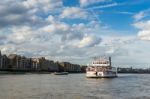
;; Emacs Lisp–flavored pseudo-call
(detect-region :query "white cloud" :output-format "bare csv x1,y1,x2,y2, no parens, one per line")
134,20,150,41
42,20,101,42
80,0,112,7
0,0,62,28
138,30,150,41
43,22,70,34
0,15,103,62
7,26,43,44
134,20,150,30
87,2,119,10
117,11,134,15
1,0,150,67
60,7,88,19
23,0,62,13
1,44,17,54
76,36,101,48
133,12,145,21
46,15,55,23
133,8,150,21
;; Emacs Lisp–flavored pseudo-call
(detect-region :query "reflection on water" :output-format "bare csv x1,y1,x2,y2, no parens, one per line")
0,73,150,99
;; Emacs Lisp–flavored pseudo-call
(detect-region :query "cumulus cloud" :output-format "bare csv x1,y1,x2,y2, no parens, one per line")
0,0,62,28
43,22,70,34
0,35,7,45
42,20,101,42
76,36,101,48
8,26,37,44
138,30,150,40
80,0,112,7
133,12,145,21
0,5,102,63
22,0,62,13
46,15,55,23
134,20,150,41
0,2,32,27
60,7,88,19
1,0,145,66
133,8,150,21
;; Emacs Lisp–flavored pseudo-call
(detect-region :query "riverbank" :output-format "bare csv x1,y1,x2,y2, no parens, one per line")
0,70,84,75
1,71,150,75
0,71,51,74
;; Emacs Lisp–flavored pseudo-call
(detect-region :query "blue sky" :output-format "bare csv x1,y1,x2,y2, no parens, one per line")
0,0,150,68
63,0,150,32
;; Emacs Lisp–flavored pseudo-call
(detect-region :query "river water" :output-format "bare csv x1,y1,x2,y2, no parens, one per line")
0,73,150,99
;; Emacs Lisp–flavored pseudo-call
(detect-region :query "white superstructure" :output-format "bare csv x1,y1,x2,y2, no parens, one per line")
86,57,117,78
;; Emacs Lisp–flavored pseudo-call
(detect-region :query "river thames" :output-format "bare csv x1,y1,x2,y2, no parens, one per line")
0,73,150,99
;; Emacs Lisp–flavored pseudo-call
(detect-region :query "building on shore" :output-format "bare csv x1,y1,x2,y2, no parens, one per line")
1,55,8,69
8,54,31,70
0,51,81,72
31,57,59,71
73,64,81,72
80,65,87,73
58,62,81,72
38,57,58,71
31,58,40,70
47,61,59,72
0,51,9,70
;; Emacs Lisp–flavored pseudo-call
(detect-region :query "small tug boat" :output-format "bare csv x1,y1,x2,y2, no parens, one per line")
86,56,117,78
53,72,68,75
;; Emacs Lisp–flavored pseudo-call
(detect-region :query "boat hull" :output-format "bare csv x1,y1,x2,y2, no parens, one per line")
86,71,117,78
53,72,68,75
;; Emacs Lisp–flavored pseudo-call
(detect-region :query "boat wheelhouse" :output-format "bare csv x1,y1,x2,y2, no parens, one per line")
86,57,117,78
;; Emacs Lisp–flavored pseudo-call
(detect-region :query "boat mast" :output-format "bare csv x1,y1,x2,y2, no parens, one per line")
109,57,111,67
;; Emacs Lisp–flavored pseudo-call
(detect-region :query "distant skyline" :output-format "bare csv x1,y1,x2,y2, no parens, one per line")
0,0,150,67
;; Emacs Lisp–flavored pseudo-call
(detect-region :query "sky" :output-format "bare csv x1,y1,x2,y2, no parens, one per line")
0,0,150,68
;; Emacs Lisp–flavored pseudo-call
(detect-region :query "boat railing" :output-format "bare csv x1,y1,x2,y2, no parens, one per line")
91,64,110,66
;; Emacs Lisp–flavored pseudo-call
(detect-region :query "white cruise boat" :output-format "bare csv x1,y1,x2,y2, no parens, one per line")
86,57,117,78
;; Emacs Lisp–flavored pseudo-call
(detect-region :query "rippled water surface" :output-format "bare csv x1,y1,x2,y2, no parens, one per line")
0,73,150,99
